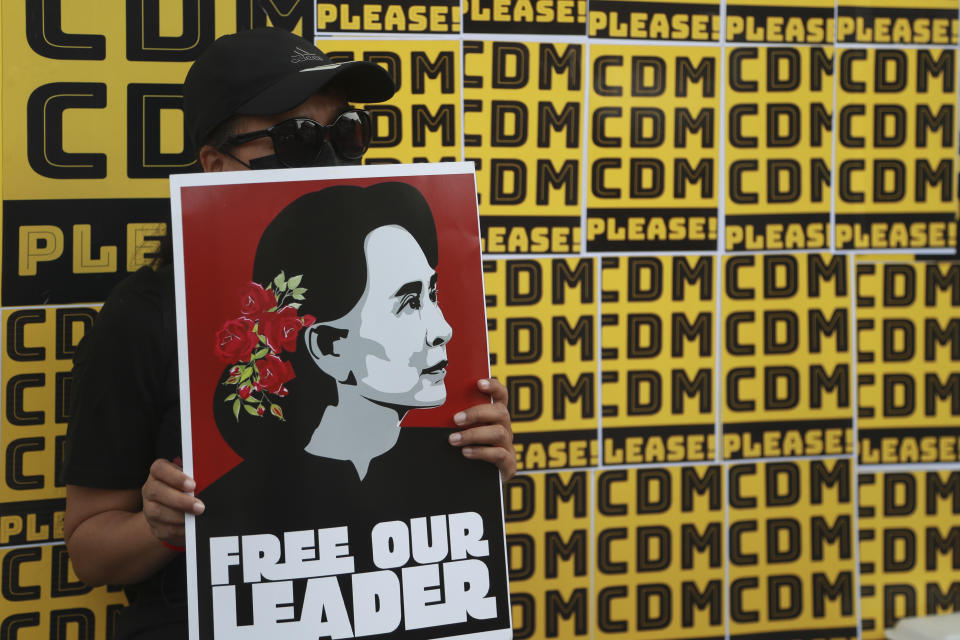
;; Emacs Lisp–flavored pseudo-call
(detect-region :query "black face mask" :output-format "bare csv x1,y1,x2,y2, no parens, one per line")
245,140,360,169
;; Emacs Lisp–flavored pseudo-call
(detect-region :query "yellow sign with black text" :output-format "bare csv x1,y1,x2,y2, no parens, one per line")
465,0,587,35
725,0,834,44
600,256,716,464
485,259,599,471
464,40,584,254
856,259,960,464
587,44,719,252
1,308,97,507
834,47,957,250
328,40,461,166
859,470,960,639
594,465,725,639
728,459,857,638
724,46,833,251
316,0,461,33
837,0,958,45
722,254,854,459
505,472,592,640
0,544,128,640
588,0,720,41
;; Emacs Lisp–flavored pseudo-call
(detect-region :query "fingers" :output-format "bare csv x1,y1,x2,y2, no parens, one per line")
447,378,517,481
142,458,203,545
149,458,195,493
478,377,508,404
449,423,517,481
143,474,203,515
458,441,516,480
454,397,510,430
449,424,512,448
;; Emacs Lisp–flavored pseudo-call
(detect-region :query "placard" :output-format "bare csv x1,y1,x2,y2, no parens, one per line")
170,163,511,640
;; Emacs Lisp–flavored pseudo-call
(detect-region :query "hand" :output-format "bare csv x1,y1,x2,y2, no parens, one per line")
448,378,516,482
141,458,204,547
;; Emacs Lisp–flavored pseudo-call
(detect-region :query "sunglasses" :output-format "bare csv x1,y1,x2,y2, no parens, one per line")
220,109,372,166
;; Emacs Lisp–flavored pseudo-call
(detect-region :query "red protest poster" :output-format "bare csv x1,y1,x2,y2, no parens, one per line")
170,163,511,640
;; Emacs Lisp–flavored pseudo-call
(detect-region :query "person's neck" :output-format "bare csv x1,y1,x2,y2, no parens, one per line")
304,385,402,480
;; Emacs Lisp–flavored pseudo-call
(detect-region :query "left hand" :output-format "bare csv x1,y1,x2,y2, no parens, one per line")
449,378,516,482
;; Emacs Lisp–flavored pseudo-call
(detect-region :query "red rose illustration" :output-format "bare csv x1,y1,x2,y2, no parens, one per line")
254,354,295,395
215,318,258,362
238,385,252,399
239,282,276,319
261,306,313,352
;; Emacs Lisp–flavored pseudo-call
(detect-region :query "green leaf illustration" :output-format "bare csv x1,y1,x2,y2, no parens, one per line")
232,398,241,420
225,393,236,402
243,405,260,416
287,274,302,289
291,292,305,301
253,348,269,359
240,367,253,382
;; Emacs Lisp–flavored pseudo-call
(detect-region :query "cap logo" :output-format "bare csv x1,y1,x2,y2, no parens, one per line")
291,46,325,64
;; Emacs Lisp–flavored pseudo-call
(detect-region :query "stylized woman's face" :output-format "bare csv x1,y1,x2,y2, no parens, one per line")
334,224,452,408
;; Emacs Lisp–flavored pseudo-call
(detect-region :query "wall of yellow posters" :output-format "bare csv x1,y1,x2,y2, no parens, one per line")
1,1,958,639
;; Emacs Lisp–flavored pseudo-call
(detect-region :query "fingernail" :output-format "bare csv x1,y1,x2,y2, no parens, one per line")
462,447,473,457
183,479,196,492
449,432,462,444
193,500,205,515
454,412,467,425
478,379,490,390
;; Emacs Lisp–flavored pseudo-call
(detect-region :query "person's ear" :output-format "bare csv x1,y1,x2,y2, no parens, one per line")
198,145,228,172
305,324,351,382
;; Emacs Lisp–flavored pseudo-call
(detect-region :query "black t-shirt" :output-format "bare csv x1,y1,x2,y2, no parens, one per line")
195,428,510,639
63,265,187,639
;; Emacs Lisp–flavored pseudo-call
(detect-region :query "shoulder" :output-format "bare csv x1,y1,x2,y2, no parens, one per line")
92,267,173,336
100,266,173,316
73,266,176,370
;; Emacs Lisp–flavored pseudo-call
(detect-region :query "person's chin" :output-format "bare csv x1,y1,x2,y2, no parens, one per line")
410,381,447,407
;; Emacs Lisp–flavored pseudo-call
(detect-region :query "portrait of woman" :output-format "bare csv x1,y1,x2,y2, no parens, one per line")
190,180,510,639
208,182,453,476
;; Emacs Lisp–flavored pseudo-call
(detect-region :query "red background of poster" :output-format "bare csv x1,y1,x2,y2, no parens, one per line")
178,172,488,492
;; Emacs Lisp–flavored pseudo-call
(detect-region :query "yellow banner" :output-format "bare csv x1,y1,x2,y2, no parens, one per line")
587,44,719,252
722,254,854,459
505,472,591,640
601,256,716,464
594,465,725,639
856,258,960,463
728,459,857,637
485,258,599,471
859,470,960,639
0,544,127,639
724,46,833,251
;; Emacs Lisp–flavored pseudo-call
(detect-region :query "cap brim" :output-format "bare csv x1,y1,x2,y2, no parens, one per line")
236,60,395,116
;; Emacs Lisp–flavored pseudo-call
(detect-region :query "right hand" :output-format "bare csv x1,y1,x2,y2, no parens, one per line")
141,458,204,547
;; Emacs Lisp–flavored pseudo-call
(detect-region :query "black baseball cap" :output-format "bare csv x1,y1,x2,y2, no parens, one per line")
183,27,395,152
